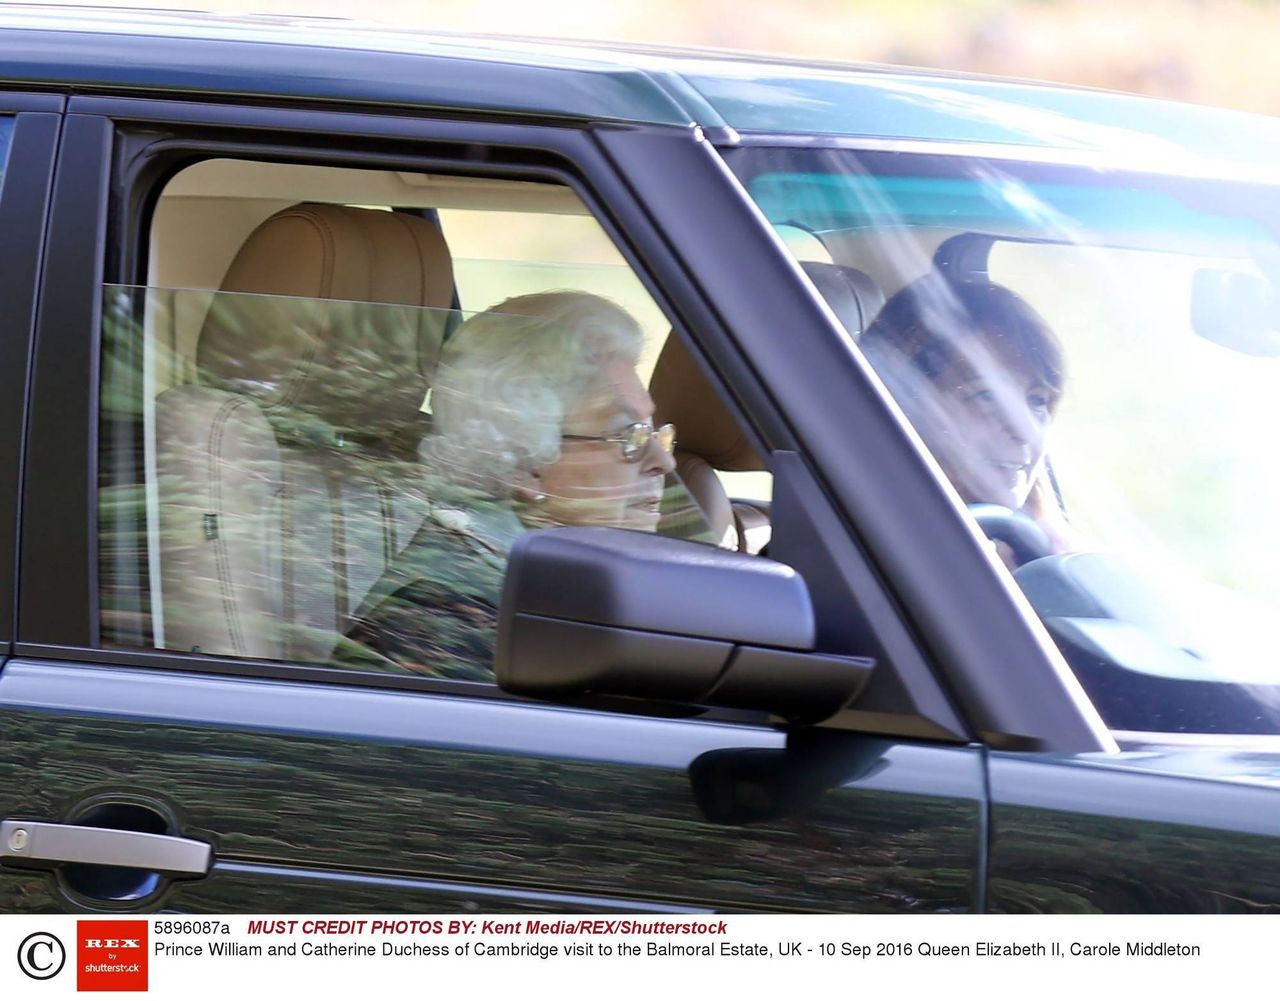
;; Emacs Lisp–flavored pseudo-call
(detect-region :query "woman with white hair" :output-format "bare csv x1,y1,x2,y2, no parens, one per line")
339,290,676,679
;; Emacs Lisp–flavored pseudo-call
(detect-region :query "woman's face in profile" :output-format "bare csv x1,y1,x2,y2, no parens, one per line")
536,358,675,531
921,330,1054,510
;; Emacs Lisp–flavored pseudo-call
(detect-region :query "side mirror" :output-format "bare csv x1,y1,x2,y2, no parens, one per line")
689,732,890,825
495,527,873,724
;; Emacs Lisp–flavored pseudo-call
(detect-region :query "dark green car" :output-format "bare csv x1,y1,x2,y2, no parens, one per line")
0,5,1277,914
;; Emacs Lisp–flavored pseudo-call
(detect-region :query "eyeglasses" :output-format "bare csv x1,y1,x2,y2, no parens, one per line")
562,422,676,462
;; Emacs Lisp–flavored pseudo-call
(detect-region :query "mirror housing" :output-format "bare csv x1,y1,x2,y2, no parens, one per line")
1191,269,1280,357
496,527,873,723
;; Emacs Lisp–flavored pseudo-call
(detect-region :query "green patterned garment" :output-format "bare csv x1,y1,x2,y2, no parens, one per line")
335,502,520,682
334,476,717,681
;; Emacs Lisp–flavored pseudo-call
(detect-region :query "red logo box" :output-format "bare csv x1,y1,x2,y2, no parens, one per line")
77,920,149,992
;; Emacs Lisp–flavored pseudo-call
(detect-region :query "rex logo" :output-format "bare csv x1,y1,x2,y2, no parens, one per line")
77,920,149,992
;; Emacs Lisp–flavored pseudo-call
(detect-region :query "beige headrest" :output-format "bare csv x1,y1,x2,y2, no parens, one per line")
198,203,455,442
650,334,763,472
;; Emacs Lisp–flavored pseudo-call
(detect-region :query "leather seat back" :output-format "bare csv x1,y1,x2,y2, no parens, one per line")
155,203,453,661
650,335,766,552
800,261,886,338
651,266,881,553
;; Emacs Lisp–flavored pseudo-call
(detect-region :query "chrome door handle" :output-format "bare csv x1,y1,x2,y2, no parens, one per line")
1,819,212,876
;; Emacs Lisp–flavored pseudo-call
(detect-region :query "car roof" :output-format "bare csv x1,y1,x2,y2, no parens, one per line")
5,4,1280,173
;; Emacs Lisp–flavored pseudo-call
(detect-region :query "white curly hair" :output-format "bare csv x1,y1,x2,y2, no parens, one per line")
427,290,645,495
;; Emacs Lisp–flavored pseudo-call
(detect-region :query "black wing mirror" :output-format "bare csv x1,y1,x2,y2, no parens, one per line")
495,527,873,724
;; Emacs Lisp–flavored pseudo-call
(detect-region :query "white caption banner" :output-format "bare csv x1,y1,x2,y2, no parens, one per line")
0,913,1270,999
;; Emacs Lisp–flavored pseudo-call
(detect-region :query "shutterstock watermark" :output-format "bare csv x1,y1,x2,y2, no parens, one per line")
77,920,149,992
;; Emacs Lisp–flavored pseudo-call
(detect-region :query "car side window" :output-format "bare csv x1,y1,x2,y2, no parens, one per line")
733,145,1280,734
99,159,773,680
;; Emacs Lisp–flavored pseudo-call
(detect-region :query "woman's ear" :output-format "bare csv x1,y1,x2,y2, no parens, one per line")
511,468,546,505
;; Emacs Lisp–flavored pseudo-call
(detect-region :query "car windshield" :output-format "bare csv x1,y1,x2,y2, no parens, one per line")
727,144,1280,737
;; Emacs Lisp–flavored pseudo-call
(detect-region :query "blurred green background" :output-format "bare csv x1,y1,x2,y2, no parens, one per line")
37,0,1280,114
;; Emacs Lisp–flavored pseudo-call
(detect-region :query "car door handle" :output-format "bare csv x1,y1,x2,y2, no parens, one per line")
1,819,212,876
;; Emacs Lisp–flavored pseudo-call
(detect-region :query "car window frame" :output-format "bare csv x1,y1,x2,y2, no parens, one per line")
700,134,1114,752
0,93,63,654
18,93,977,745
22,103,718,686
16,100,778,690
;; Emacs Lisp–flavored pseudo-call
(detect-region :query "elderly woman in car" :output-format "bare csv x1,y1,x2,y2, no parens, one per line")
337,290,676,679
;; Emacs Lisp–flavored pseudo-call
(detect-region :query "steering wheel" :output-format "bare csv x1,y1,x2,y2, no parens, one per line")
967,503,1053,566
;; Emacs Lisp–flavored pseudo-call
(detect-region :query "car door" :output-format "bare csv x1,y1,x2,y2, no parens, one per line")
0,96,987,914
987,751,1280,912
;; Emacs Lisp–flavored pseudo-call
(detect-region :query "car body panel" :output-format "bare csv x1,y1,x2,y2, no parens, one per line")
683,69,1280,167
3,5,1280,171
0,662,985,912
988,751,1280,912
0,26,697,128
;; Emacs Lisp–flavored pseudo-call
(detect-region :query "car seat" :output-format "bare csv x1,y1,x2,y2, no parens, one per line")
651,266,883,553
153,203,455,661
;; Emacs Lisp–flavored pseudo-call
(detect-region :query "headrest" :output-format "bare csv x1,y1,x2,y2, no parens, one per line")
650,334,763,472
799,262,885,337
198,203,455,443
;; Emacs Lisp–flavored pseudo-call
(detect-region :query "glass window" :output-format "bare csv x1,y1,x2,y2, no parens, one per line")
731,144,1280,736
101,162,772,681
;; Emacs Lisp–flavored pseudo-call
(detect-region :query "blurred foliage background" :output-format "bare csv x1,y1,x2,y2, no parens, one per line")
39,0,1280,115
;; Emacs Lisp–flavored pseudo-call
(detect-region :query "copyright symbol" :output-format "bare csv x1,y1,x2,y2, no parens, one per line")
17,932,65,980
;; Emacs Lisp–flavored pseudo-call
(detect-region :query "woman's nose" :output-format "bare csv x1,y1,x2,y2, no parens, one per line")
1001,404,1042,449
1004,420,1030,447
643,436,677,476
